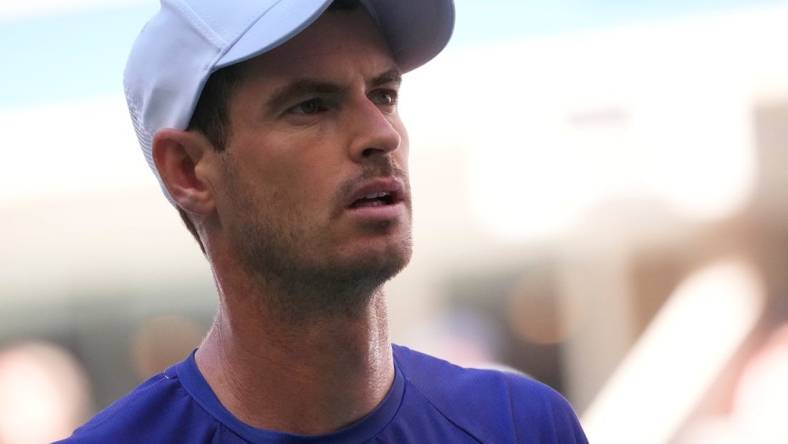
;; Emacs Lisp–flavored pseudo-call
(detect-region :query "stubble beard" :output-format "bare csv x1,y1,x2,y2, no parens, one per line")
223,162,413,321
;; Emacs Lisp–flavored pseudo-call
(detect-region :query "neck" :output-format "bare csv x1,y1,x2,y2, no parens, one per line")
195,258,394,435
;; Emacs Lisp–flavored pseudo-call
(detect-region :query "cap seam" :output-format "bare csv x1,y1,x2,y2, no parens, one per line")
215,0,289,68
361,0,383,31
167,0,226,50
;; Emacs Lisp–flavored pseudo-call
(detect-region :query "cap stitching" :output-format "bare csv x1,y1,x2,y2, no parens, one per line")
215,0,289,64
166,0,226,50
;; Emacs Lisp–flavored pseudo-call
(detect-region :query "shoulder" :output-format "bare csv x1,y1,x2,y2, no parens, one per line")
392,343,569,406
55,364,219,443
393,344,588,443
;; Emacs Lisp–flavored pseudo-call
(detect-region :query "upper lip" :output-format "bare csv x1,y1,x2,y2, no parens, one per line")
346,177,406,208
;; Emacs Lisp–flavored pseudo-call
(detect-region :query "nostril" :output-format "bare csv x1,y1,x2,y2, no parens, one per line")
361,147,383,158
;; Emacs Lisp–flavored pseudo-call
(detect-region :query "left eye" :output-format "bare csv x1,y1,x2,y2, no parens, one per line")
370,89,398,106
289,98,328,115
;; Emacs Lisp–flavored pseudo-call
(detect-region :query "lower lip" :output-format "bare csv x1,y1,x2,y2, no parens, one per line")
346,202,406,220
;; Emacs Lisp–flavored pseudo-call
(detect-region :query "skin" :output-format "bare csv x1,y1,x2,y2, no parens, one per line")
152,8,411,435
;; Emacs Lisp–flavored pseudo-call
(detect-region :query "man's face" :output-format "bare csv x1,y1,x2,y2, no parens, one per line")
210,8,412,300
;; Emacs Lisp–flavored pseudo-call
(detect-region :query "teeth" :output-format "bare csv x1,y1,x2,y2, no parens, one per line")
364,192,389,199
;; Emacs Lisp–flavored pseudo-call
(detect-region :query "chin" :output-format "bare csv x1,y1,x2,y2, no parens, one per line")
333,235,412,289
275,240,411,317
356,237,411,276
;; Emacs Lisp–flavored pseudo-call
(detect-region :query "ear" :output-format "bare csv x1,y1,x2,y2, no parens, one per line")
152,128,217,216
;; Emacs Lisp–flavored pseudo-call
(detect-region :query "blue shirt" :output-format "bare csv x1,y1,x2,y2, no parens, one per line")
58,345,588,443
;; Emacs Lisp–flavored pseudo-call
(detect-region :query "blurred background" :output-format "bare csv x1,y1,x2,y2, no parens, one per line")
1,0,787,442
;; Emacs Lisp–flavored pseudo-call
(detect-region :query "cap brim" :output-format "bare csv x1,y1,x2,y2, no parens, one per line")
365,0,455,72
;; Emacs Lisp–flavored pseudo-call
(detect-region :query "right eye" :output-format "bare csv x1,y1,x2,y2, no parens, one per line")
287,98,329,115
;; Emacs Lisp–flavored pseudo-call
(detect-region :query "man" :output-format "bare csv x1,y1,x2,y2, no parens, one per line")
60,0,588,442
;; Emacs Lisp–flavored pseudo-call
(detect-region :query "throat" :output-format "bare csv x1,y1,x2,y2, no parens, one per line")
196,299,394,435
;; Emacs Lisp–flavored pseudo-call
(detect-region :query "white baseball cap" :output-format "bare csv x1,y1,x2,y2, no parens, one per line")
123,0,455,201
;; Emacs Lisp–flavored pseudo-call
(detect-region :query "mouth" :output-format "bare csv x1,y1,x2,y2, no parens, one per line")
346,178,406,214
349,191,399,208
347,179,405,208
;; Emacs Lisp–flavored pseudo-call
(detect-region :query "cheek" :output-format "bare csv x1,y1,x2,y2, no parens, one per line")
270,155,344,215
239,133,342,200
231,137,318,189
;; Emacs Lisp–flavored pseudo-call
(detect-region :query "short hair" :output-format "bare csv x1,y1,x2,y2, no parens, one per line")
179,0,362,253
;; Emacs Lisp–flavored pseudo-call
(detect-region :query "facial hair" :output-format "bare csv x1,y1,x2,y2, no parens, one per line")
220,155,412,320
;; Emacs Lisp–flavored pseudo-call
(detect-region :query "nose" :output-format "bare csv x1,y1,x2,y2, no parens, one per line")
346,95,403,163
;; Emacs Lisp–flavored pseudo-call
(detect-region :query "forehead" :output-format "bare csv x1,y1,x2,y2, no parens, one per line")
239,8,397,82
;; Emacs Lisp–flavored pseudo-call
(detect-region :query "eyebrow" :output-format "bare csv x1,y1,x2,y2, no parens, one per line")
265,67,402,113
371,68,402,88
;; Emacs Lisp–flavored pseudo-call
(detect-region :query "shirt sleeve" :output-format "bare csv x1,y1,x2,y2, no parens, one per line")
506,373,589,444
